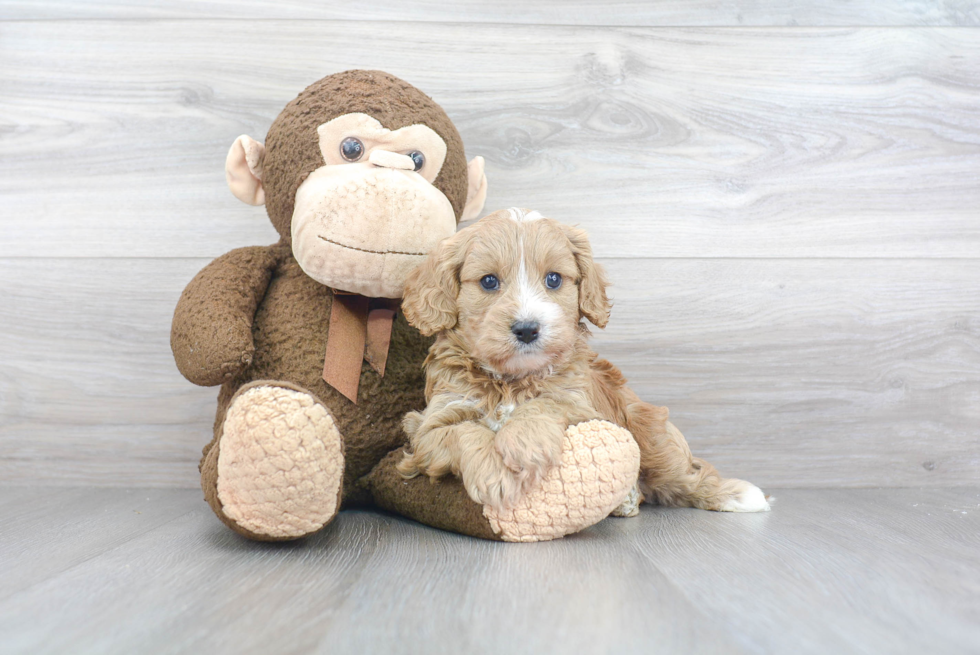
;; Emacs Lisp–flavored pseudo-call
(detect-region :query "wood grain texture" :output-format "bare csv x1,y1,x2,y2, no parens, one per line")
0,496,740,655
0,487,197,601
3,0,979,25
2,22,979,258
1,487,978,654
1,257,976,488
596,487,980,654
600,258,980,487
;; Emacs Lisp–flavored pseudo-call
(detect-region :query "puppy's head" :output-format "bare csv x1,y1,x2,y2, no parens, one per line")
402,208,610,377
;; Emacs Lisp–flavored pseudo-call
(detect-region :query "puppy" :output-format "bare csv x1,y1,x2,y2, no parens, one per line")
398,208,769,514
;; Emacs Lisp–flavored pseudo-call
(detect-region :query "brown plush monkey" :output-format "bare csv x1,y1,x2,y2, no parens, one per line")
171,70,638,542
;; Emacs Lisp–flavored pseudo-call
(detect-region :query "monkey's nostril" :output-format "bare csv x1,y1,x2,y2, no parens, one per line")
511,321,540,344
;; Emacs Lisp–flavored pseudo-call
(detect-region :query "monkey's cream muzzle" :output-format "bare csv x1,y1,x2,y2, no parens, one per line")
291,161,456,298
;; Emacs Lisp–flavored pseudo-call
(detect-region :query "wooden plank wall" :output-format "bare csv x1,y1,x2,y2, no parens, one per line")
1,2,978,488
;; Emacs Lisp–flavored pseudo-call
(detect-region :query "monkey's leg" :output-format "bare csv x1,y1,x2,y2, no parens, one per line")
365,448,503,540
201,381,344,541
627,402,769,513
365,420,640,542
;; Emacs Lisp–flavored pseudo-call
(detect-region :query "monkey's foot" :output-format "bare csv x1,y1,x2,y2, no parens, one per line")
206,384,344,540
483,420,640,542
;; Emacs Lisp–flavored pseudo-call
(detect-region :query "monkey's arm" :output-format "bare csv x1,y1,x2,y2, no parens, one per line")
171,246,278,386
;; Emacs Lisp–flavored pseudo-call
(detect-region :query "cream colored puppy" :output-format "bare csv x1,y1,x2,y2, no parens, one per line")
398,208,769,514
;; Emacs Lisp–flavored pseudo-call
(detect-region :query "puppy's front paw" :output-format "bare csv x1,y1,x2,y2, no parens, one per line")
402,411,424,439
395,450,421,479
495,419,563,490
461,445,525,511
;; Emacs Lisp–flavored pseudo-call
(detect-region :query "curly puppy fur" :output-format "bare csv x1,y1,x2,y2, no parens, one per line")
396,208,770,513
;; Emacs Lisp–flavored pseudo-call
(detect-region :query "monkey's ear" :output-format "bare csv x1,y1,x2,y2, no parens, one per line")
460,156,488,221
225,135,266,206
560,224,611,328
402,230,471,335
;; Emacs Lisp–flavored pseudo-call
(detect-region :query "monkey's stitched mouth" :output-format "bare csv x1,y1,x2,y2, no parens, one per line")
317,235,426,257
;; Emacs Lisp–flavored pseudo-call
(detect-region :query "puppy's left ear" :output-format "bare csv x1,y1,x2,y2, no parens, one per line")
560,225,611,328
402,229,473,336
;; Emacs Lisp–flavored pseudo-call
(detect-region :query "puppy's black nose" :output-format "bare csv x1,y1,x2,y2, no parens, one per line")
512,321,540,344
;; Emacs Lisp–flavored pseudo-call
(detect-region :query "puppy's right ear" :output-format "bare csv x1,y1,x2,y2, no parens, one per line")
402,230,470,336
226,135,266,205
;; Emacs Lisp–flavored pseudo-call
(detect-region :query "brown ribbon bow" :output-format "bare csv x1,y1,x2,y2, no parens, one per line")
322,293,398,404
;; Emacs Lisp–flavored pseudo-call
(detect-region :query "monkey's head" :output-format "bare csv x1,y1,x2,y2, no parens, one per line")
225,70,488,298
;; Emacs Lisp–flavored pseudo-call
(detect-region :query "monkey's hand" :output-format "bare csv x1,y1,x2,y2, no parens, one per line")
171,246,277,386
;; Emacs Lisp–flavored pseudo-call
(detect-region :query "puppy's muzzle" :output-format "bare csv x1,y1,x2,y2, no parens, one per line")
511,321,540,345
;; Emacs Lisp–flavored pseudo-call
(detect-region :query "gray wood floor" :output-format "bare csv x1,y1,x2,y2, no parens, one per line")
1,487,978,655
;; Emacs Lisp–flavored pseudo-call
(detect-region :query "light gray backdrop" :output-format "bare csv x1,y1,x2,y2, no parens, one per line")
1,1,978,489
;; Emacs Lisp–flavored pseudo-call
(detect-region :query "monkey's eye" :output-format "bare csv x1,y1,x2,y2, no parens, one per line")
408,151,425,172
340,137,364,162
480,274,499,291
545,272,562,290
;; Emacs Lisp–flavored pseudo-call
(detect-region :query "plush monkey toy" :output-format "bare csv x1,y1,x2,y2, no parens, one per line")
171,70,639,542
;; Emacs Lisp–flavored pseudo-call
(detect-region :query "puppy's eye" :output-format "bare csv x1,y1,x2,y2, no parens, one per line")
408,151,425,171
340,137,364,162
545,272,562,290
480,274,499,291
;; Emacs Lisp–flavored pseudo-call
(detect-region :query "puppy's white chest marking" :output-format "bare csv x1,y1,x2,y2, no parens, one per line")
483,403,516,431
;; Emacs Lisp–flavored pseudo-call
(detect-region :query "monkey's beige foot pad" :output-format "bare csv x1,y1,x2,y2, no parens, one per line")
484,420,640,543
216,386,344,539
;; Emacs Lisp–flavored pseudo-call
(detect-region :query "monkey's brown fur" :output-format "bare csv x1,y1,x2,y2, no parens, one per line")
171,71,493,540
